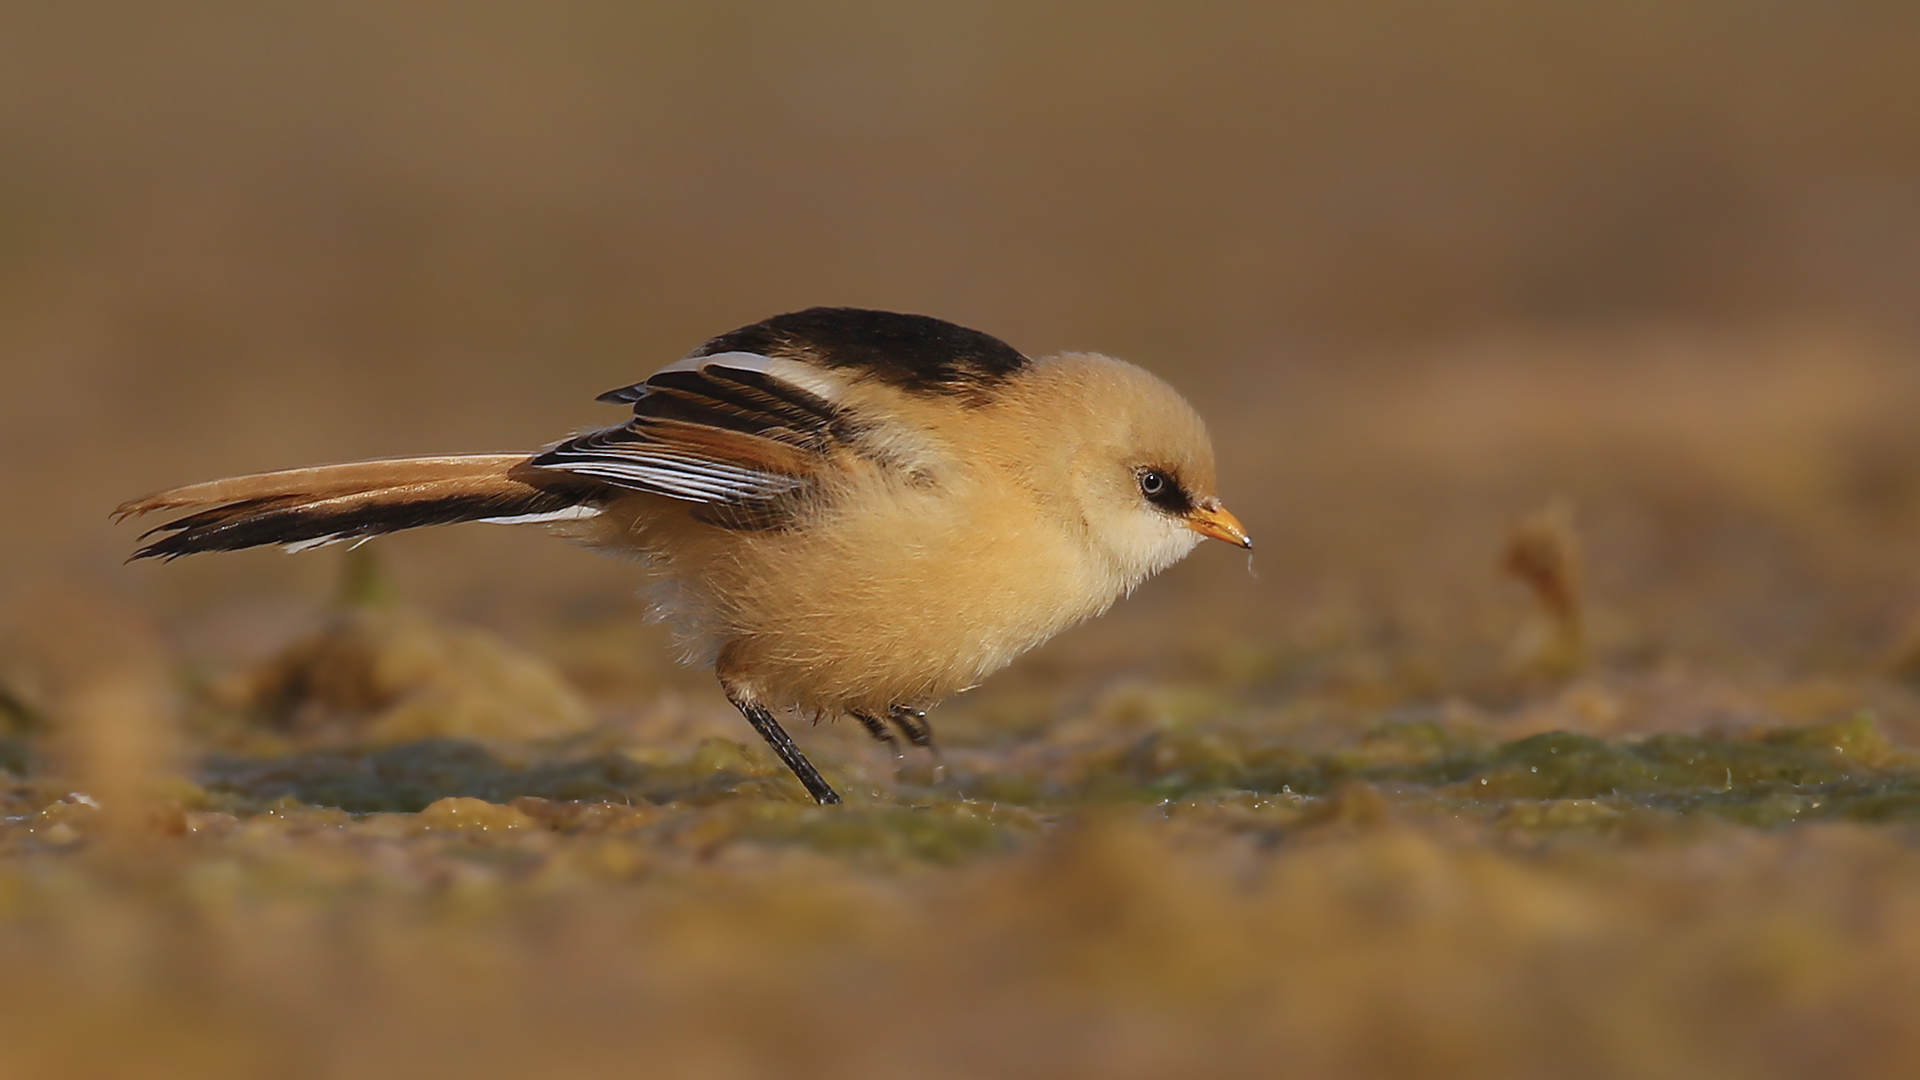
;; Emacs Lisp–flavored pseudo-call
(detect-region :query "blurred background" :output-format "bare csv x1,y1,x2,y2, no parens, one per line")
8,5,1920,1078
5,0,1920,693
5,1,1920,677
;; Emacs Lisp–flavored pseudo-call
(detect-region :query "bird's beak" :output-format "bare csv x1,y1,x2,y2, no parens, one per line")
1184,503,1252,549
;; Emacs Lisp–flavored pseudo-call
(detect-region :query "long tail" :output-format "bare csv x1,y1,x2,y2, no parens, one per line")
115,455,609,560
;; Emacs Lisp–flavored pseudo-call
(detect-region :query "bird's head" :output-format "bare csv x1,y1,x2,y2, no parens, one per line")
1025,354,1251,587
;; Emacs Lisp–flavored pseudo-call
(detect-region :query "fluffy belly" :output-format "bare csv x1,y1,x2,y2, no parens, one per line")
719,527,1115,713
604,491,1110,713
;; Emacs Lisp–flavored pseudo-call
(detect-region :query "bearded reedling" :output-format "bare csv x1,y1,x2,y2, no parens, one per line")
117,308,1250,804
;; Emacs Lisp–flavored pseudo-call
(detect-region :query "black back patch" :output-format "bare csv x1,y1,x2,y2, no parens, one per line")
692,308,1029,401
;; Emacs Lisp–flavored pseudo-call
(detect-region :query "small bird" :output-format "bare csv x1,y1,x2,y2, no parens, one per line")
117,308,1250,804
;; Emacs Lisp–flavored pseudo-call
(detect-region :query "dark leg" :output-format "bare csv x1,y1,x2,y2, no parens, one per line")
888,705,938,753
724,688,842,805
851,709,901,753
889,705,945,784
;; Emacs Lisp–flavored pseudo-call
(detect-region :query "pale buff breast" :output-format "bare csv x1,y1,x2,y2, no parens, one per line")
582,456,1115,715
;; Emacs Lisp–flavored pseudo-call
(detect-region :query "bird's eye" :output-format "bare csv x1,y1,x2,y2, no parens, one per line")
1137,468,1190,513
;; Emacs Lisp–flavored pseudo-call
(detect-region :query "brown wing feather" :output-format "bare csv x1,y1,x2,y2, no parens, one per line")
113,455,535,521
530,355,859,526
633,420,818,475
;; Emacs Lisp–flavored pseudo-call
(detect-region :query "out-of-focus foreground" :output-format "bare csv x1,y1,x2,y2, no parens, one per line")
5,4,1920,1078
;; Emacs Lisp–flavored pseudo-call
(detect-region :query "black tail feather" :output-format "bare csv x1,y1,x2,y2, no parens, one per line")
130,488,593,561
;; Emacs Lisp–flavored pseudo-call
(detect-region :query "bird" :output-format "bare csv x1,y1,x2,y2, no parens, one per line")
115,308,1250,804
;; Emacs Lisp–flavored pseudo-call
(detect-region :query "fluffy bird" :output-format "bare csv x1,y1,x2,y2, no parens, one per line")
116,308,1250,804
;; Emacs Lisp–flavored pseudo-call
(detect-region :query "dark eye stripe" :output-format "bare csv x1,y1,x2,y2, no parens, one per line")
1137,469,1192,514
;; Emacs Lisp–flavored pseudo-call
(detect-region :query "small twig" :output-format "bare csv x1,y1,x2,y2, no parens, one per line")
1500,499,1588,675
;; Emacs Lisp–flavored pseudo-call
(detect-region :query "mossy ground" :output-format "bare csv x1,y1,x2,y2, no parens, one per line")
6,597,1920,1080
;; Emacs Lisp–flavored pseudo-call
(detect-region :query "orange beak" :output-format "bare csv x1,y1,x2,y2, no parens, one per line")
1184,503,1252,549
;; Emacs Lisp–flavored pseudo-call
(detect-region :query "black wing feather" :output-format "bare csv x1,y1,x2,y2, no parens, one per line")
595,308,1029,406
539,308,1014,524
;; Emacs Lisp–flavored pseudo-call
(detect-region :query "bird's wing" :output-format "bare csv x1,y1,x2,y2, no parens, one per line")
528,351,856,516
531,309,1033,526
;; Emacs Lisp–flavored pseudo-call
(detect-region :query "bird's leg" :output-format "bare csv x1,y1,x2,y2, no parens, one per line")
887,705,938,754
723,687,842,805
851,709,902,755
887,705,946,785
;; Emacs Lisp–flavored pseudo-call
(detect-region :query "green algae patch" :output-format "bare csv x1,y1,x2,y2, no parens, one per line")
1433,730,1661,799
178,715,1920,836
198,739,664,814
1758,714,1900,764
970,714,1920,834
0,736,31,778
1426,717,1919,827
679,799,1044,864
1390,716,1910,797
1086,728,1261,800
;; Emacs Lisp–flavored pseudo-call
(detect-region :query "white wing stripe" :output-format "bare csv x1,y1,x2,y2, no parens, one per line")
648,350,847,403
535,448,797,495
475,506,605,526
543,462,798,502
569,460,778,492
282,535,349,554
